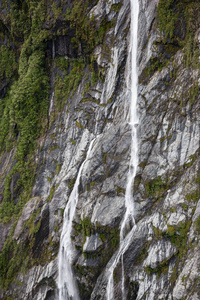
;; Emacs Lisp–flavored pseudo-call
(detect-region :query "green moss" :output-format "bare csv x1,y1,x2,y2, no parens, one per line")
151,219,192,284
139,0,200,81
111,3,122,13
157,0,200,51
184,150,199,169
165,220,191,256
9,0,31,39
47,176,52,183
133,174,142,192
181,203,188,211
76,120,84,129
145,176,167,198
67,178,76,190
91,71,98,86
0,0,50,224
74,220,120,296
167,135,172,140
70,139,76,145
185,190,200,202
73,216,94,244
75,269,94,299
170,207,176,213
0,160,36,223
73,217,120,251
83,81,90,96
58,0,116,58
167,218,197,285
54,58,85,110
145,257,170,277
80,216,93,241
26,208,41,237
136,242,150,264
54,222,59,232
116,186,125,195
160,136,166,143
157,0,178,42
99,233,106,242
56,163,62,173
0,239,30,289
110,227,119,248
0,45,49,155
0,0,121,291
80,97,100,104
107,94,114,104
188,82,199,106
103,153,107,164
0,45,17,82
127,281,139,300
195,216,200,233
153,226,163,239
46,185,56,202
0,214,58,290
50,144,60,151
196,173,200,184
86,181,96,191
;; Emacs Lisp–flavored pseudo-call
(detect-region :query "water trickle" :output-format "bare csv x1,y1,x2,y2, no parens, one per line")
49,92,54,117
57,138,95,300
106,0,139,298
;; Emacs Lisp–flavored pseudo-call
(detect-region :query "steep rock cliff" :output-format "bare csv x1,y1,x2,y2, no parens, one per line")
0,0,199,299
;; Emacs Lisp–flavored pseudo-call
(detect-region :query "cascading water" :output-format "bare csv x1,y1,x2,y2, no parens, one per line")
57,138,95,300
106,0,139,299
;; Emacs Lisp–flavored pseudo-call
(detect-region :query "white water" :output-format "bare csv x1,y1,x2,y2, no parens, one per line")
49,92,54,117
57,138,95,300
107,0,139,299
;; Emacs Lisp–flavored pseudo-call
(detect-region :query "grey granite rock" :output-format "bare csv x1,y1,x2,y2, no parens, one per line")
1,0,200,299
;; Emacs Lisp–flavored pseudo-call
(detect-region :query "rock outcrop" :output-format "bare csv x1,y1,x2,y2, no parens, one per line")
0,0,199,299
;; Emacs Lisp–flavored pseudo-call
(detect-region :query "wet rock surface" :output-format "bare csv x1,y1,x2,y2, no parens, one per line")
0,0,200,299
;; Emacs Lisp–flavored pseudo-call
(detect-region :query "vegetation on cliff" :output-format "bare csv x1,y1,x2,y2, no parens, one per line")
0,0,199,298
0,0,118,291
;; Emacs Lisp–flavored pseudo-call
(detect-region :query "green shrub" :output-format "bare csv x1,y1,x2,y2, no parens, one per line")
0,0,50,223
145,177,167,198
0,45,17,82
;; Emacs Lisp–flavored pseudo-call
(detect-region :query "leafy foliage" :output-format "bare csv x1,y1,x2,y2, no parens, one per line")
145,176,167,198
62,0,115,56
0,1,49,223
54,57,85,110
142,0,200,78
0,45,17,82
0,0,117,290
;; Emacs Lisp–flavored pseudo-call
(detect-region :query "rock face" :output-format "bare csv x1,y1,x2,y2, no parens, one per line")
0,0,200,299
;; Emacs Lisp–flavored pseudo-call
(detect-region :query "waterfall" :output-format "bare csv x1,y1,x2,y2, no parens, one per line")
57,138,96,300
106,0,139,299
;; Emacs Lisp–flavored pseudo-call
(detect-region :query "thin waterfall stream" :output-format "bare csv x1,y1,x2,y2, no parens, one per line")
57,138,96,300
57,0,139,298
106,0,139,299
